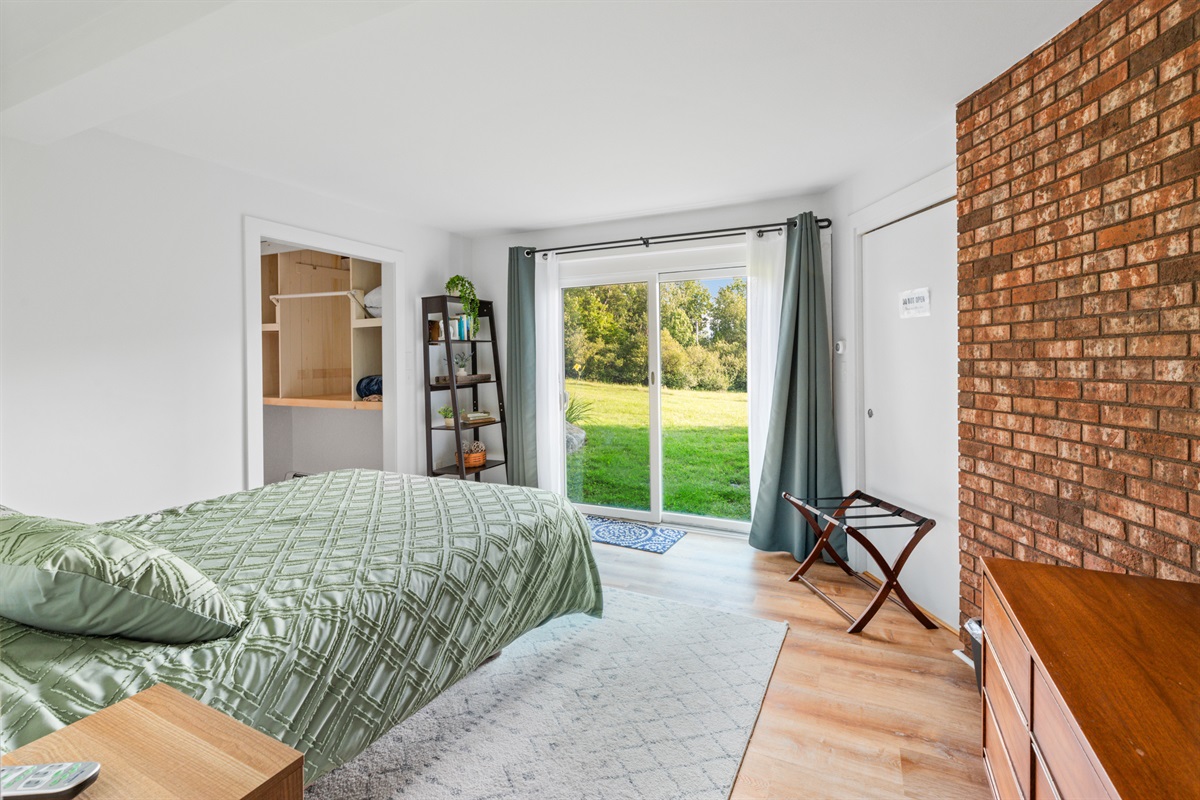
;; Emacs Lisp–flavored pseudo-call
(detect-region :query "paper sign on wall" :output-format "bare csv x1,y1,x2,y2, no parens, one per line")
899,287,931,318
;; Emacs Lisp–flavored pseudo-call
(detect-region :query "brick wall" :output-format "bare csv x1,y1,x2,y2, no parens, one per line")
956,0,1200,632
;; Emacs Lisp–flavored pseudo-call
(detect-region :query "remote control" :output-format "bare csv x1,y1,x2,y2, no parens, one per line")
0,762,100,799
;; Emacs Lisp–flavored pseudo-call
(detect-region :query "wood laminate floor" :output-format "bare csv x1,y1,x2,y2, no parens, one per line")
591,533,988,800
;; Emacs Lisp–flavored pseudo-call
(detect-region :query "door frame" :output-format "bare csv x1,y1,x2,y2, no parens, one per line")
559,258,751,533
847,165,956,571
241,216,409,490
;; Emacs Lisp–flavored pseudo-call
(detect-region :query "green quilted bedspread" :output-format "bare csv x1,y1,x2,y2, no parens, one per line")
0,470,603,782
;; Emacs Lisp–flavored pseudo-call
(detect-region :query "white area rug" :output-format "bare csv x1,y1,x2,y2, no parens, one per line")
307,588,787,800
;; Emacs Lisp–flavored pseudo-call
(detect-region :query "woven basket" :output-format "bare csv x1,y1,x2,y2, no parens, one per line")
457,449,487,469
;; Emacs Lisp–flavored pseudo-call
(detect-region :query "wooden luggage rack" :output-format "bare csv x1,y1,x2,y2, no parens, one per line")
783,490,938,634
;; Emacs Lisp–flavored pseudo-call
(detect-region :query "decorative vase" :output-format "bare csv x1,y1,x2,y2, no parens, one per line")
456,368,468,377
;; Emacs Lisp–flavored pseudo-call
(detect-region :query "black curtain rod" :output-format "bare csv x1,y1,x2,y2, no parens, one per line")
525,217,832,258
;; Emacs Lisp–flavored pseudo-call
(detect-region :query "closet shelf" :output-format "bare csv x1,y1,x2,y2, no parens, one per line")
352,318,383,328
264,395,382,411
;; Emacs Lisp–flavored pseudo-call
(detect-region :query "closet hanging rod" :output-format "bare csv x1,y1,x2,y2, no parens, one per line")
270,291,369,313
525,217,832,258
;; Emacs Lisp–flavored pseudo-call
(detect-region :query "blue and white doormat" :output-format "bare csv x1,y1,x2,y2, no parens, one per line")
585,515,687,554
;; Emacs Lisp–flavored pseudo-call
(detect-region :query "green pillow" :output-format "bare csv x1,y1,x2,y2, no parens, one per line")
0,515,244,643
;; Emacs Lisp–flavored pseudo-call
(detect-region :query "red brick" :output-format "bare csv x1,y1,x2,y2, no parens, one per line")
1096,217,1156,249
1098,447,1153,476
1128,476,1188,511
1129,382,1191,406
1099,264,1158,290
1129,525,1191,564
1126,232,1190,264
1129,282,1194,309
1127,429,1191,459
1129,129,1192,169
1084,466,1127,493
1127,333,1190,356
1084,508,1126,537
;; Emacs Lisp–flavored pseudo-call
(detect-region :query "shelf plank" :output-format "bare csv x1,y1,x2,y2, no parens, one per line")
352,318,383,328
261,323,280,332
429,380,496,391
428,339,493,345
432,458,506,477
431,419,500,430
264,394,383,411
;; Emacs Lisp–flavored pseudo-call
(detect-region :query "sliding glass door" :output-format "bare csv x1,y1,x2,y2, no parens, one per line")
563,281,654,517
659,273,750,524
562,267,749,531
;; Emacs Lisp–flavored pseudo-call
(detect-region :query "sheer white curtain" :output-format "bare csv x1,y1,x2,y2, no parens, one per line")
534,252,565,494
747,229,787,510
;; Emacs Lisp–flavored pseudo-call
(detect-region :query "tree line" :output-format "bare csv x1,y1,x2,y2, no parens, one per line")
563,279,747,392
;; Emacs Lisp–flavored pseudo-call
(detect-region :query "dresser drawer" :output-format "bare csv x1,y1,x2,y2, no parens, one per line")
984,575,1032,719
984,643,1031,797
984,691,1024,800
1032,667,1111,800
1033,737,1062,800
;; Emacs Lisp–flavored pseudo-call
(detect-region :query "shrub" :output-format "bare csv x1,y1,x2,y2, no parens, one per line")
714,341,747,391
565,395,594,425
660,329,696,389
686,345,728,391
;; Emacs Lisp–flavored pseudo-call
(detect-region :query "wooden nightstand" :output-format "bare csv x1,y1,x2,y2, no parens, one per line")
2,684,303,799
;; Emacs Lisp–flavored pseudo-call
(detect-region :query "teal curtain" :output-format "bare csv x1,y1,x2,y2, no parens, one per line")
749,212,845,560
506,247,538,487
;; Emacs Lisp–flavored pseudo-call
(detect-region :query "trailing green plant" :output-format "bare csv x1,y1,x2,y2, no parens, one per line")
437,405,455,419
564,395,594,425
445,275,479,334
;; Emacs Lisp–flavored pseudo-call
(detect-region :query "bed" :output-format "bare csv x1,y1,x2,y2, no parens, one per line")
0,469,603,782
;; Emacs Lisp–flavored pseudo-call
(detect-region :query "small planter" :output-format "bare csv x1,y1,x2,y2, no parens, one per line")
457,448,487,469
443,417,455,428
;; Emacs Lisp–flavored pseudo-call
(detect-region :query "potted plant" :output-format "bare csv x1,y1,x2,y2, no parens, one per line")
437,405,455,428
445,275,479,336
453,351,471,377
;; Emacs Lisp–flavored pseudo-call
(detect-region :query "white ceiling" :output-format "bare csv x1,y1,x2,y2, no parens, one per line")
2,0,1096,235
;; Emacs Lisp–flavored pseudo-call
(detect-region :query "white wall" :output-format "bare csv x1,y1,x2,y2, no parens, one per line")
0,130,457,521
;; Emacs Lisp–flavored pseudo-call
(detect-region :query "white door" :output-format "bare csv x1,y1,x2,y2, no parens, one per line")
861,200,959,627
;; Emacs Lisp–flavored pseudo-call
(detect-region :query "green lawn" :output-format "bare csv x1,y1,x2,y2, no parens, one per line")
565,379,750,521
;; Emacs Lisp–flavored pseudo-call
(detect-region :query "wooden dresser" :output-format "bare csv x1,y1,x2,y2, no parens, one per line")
981,558,1200,800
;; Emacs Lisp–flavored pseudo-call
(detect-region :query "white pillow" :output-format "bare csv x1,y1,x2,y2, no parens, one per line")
364,286,383,318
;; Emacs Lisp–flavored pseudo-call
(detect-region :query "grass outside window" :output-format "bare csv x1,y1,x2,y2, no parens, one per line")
565,379,749,521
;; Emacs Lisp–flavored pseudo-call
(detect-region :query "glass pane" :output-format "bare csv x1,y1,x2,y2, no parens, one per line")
563,282,650,512
659,277,749,521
